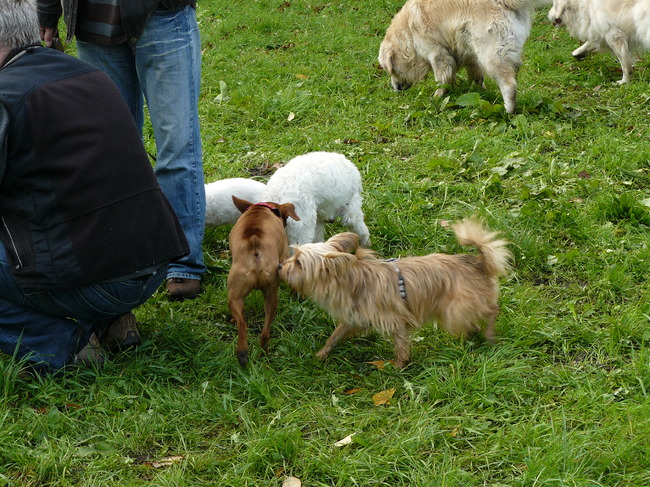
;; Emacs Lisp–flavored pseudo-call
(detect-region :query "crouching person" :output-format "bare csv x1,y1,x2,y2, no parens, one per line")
0,0,189,374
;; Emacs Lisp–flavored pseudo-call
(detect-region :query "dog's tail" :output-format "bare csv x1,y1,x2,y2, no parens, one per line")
453,219,512,278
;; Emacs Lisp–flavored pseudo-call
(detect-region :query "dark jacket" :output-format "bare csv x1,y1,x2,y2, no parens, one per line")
36,0,196,48
0,46,189,289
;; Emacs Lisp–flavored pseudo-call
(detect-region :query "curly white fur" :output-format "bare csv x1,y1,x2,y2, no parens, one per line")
204,178,266,228
262,152,370,246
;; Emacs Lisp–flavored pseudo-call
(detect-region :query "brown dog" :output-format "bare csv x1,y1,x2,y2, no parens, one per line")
227,195,300,366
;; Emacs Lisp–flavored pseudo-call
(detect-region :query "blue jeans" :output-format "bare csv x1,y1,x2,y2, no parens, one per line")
0,242,167,371
77,6,206,281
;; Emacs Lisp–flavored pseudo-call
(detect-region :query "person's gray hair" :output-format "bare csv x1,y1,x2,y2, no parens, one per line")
0,0,41,50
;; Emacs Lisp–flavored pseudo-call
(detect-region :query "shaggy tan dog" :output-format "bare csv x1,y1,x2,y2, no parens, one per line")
378,0,547,114
548,0,650,84
278,221,512,368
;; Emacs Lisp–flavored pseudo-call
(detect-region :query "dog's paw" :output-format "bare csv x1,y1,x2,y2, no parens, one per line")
237,350,249,367
315,349,329,362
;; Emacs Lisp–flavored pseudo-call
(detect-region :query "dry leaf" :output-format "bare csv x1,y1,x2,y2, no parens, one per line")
295,74,308,80
344,388,363,395
438,219,450,227
372,388,396,406
367,360,395,370
334,433,355,447
282,476,302,487
148,455,183,468
287,112,295,121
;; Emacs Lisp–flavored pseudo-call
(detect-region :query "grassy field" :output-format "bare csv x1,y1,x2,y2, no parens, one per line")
2,0,650,485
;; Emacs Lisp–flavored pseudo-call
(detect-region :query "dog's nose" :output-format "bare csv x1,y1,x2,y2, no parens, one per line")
552,18,562,26
277,263,282,270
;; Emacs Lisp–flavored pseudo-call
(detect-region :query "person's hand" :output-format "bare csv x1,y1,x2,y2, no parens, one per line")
39,26,56,48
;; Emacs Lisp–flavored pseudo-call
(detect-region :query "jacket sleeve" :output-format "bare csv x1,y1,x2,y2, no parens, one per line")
0,102,8,183
36,0,63,28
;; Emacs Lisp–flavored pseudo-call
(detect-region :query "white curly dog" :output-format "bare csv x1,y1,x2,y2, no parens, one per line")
262,152,370,246
204,178,266,228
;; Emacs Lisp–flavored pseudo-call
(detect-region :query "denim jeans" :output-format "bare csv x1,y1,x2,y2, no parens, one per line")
0,242,167,371
76,5,206,281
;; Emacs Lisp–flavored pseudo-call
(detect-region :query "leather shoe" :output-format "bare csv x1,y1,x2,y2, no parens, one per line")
166,278,201,301
75,333,105,366
101,312,141,352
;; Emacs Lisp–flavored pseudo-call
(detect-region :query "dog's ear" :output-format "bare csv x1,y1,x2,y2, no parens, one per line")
327,232,359,253
232,195,253,214
381,48,393,75
278,202,301,222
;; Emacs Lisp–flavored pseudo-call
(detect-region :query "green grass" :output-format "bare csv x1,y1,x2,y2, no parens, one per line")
2,0,650,485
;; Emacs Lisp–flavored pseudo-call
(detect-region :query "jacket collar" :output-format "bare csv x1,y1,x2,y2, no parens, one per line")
0,43,42,70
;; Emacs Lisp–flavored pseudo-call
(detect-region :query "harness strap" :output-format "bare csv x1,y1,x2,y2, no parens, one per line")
385,258,407,300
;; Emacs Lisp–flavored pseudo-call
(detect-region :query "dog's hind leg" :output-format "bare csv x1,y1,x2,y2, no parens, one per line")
391,326,411,369
487,62,519,114
316,322,355,362
228,293,249,366
260,284,279,353
483,304,500,345
604,29,634,84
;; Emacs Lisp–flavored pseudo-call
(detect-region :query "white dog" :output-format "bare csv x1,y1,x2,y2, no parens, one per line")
204,178,266,228
548,0,650,84
378,0,548,114
262,152,370,246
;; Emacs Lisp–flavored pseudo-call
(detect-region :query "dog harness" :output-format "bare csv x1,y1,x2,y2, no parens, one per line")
252,202,282,219
385,258,407,300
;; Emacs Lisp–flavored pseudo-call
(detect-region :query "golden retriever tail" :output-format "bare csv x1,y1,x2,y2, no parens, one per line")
453,219,512,277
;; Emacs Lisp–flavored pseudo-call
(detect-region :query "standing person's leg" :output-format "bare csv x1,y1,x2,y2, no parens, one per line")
75,41,145,133
135,5,206,300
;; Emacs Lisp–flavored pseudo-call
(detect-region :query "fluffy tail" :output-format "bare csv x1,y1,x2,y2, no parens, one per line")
452,219,512,277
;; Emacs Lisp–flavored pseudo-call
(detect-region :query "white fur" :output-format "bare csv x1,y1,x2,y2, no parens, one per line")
548,0,650,84
378,0,548,114
204,178,266,228
262,152,370,246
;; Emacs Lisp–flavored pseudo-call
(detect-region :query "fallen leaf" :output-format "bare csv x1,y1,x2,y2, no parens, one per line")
438,219,450,227
334,433,356,447
367,360,395,370
295,74,308,80
282,476,302,487
287,112,295,121
344,388,363,395
372,388,396,406
147,455,183,468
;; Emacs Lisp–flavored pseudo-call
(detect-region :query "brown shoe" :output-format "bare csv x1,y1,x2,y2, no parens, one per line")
75,333,105,366
166,278,201,301
102,312,142,352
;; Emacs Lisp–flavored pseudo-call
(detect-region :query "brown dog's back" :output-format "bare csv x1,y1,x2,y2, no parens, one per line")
227,197,300,366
